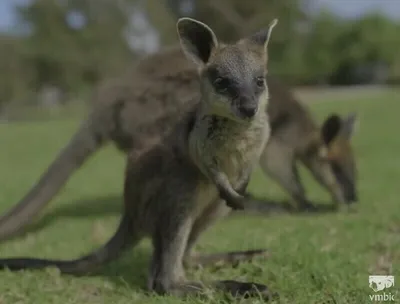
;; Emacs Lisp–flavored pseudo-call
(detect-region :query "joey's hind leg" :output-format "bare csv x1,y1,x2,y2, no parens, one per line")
148,210,272,299
183,201,268,269
148,216,192,295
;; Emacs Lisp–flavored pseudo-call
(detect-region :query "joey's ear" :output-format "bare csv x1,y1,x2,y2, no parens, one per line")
176,17,218,66
321,114,341,145
250,18,278,52
341,112,358,139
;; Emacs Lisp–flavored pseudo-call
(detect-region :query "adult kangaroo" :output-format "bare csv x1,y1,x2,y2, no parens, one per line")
0,25,358,241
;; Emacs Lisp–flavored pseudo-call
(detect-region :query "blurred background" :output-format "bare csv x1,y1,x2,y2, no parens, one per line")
0,0,399,121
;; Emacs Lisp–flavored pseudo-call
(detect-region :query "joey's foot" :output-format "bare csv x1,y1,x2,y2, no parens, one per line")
217,280,277,300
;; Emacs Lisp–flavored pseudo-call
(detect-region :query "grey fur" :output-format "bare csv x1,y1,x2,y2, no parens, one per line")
0,24,359,240
0,18,279,300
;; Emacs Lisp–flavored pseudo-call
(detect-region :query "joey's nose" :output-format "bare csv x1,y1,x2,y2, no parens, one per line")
239,104,257,118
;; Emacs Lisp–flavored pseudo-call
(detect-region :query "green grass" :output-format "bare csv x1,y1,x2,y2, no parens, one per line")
0,88,399,304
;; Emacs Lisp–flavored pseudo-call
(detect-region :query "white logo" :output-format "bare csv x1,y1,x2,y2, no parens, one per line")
369,276,395,292
369,275,396,302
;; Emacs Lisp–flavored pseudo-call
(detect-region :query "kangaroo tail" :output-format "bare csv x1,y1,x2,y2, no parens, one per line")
0,214,134,274
0,118,106,241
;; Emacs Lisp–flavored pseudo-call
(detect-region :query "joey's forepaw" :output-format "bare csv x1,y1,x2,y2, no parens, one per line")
219,280,277,300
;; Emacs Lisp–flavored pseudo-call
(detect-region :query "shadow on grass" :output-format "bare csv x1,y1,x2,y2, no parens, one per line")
6,192,341,242
6,195,124,240
0,193,342,294
239,194,340,216
95,246,151,291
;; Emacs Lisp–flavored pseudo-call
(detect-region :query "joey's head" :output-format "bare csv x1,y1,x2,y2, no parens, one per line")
176,17,278,122
319,113,359,204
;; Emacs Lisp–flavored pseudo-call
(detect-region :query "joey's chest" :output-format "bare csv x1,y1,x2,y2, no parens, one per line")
190,116,270,181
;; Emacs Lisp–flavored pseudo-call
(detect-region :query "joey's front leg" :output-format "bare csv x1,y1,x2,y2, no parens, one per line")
236,166,252,196
209,168,249,210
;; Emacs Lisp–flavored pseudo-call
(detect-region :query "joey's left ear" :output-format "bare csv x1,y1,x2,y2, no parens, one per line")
176,17,218,67
341,112,358,139
250,18,278,52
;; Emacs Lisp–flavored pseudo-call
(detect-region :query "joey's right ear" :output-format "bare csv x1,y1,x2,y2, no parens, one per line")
250,18,278,52
176,18,218,67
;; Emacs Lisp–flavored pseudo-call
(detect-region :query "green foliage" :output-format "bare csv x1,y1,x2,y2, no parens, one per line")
14,0,135,99
0,35,34,107
302,11,344,84
330,13,400,84
1,0,400,108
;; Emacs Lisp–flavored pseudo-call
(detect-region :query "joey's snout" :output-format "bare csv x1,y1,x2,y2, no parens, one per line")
239,103,257,118
237,96,258,119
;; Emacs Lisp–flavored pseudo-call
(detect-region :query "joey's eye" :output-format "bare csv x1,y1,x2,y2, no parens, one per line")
213,77,229,93
256,76,265,88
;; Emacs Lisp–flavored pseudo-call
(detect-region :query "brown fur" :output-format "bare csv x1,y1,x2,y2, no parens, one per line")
0,25,358,240
0,18,279,300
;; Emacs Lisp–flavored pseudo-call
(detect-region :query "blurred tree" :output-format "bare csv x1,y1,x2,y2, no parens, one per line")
2,0,400,112
302,10,344,85
331,13,400,84
192,0,308,39
143,0,178,46
0,35,33,108
15,0,134,100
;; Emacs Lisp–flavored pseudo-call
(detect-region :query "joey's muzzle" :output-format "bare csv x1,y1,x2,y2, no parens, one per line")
237,96,258,119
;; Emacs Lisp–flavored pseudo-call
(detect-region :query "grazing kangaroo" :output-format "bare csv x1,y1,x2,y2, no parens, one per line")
0,28,358,242
0,17,279,299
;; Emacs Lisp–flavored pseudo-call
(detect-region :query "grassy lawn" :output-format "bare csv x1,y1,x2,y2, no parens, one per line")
0,88,399,303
